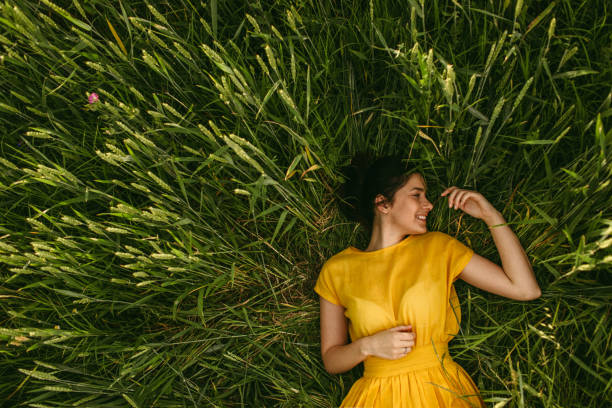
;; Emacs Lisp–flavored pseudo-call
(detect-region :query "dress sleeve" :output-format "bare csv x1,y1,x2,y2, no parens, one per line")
314,262,343,306
446,235,475,283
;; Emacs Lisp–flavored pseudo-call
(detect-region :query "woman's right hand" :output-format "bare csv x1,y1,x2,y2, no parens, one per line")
362,325,416,360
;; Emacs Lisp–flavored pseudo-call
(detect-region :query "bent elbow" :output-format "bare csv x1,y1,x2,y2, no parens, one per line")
321,351,336,375
323,362,338,375
520,287,542,301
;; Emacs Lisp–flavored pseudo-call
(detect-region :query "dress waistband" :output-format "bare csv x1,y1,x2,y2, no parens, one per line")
363,341,451,378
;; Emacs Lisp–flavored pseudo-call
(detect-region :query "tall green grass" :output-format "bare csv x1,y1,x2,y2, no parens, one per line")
0,0,610,406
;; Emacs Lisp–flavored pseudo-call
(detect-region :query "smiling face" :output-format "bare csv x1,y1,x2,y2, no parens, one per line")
374,173,433,235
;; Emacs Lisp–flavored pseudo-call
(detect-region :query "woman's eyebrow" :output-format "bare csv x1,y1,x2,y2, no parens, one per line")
410,187,425,192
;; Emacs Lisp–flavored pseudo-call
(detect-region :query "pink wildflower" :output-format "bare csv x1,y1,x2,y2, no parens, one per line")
88,92,99,104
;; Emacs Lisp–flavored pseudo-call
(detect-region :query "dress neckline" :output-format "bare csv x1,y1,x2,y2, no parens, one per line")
348,233,422,254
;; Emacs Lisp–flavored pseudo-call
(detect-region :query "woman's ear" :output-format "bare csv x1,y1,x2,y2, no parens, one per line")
373,194,389,214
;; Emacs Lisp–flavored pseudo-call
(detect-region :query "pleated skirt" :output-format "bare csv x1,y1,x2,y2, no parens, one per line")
340,342,485,408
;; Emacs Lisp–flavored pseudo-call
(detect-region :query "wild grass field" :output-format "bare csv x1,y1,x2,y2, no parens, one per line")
0,0,610,406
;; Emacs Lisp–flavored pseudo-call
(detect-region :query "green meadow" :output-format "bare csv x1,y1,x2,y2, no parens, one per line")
0,0,610,406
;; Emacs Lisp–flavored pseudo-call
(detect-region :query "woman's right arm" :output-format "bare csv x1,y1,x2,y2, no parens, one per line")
319,296,370,374
320,297,416,374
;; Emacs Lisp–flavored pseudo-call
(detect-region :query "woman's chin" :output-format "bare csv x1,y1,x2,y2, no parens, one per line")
407,225,427,234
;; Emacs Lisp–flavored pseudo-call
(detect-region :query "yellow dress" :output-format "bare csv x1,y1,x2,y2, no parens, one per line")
314,231,485,407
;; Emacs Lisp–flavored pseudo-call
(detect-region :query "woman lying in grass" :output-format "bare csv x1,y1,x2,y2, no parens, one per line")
314,154,541,407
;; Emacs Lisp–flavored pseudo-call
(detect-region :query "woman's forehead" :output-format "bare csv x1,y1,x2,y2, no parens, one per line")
405,173,426,189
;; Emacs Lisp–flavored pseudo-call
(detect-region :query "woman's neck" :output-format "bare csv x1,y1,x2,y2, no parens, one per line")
364,223,408,252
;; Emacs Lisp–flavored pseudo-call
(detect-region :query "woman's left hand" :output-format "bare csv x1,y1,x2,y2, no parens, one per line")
441,186,500,223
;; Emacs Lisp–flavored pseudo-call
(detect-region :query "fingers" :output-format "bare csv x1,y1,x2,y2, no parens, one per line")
453,190,469,209
388,325,417,358
392,326,415,341
390,325,416,341
440,186,458,197
444,187,461,207
459,191,476,208
392,342,414,357
393,328,416,341
394,338,415,357
448,188,463,208
442,186,474,209
397,335,416,346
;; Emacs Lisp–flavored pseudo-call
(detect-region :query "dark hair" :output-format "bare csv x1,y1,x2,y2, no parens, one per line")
337,152,420,234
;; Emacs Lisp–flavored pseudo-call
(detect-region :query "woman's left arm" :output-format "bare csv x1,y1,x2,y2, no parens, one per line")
442,186,542,301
